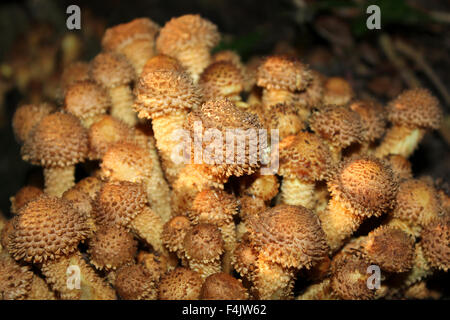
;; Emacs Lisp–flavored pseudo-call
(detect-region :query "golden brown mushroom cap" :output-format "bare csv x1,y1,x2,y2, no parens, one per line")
62,188,93,221
256,55,311,92
310,105,365,149
100,142,153,183
9,195,90,264
115,263,159,300
349,99,387,142
161,216,192,253
323,77,354,106
95,180,147,228
388,88,443,129
364,225,414,273
90,52,135,88
293,69,324,109
1,218,15,250
393,178,443,227
183,224,224,262
190,189,238,225
134,58,202,119
10,185,43,215
266,103,304,139
240,173,279,202
73,176,103,201
102,18,160,52
200,272,248,300
156,14,220,56
64,80,110,120
420,216,449,271
231,236,259,277
12,103,55,144
89,225,137,271
278,132,333,182
158,267,204,300
238,195,267,220
185,99,263,178
21,112,89,168
328,157,397,217
61,61,90,94
246,204,328,269
385,155,413,181
199,61,244,101
0,252,33,300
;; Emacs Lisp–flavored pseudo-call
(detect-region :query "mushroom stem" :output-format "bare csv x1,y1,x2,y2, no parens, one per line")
41,251,116,300
109,85,137,126
120,39,155,76
177,47,211,83
296,278,336,300
130,206,164,252
280,178,316,210
253,258,295,300
43,166,75,197
375,126,425,158
262,89,294,108
151,112,188,185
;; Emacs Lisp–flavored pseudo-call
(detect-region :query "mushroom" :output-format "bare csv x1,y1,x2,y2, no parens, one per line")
292,70,325,124
420,216,449,272
277,132,333,209
158,267,203,300
90,52,137,126
156,14,220,82
8,195,116,299
12,102,55,144
256,55,311,108
385,154,413,182
200,272,248,300
161,215,192,260
318,156,397,252
322,77,354,106
375,88,443,158
10,185,43,215
21,112,89,197
211,50,250,91
265,103,304,140
64,80,111,128
102,18,160,76
60,61,90,97
115,263,159,300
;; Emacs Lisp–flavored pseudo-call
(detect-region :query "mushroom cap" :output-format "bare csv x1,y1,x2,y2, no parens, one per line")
393,178,443,227
185,99,263,178
156,14,220,55
115,263,158,300
21,112,88,168
266,103,304,139
199,61,244,101
240,172,279,202
73,176,103,201
328,156,398,217
278,132,333,181
12,102,55,144
349,99,387,142
388,88,443,129
100,142,153,183
61,61,90,93
62,188,93,221
238,195,267,220
323,77,354,106
89,225,137,270
420,216,449,271
95,180,147,228
9,195,90,264
293,69,325,109
310,105,365,149
190,189,239,225
231,236,259,277
200,272,248,300
212,50,244,71
88,115,135,159
102,18,160,52
364,225,414,273
385,155,413,181
141,54,185,74
134,58,202,119
162,215,192,253
64,80,111,120
183,223,224,262
246,204,328,269
0,252,33,300
1,218,15,249
10,185,43,214
331,253,375,300
158,267,203,300
256,55,311,92
90,52,135,88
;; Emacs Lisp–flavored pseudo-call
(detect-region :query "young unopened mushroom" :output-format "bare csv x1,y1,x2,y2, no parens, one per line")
8,195,116,299
199,61,245,105
256,55,311,108
64,80,111,128
292,70,325,123
310,105,365,163
60,61,90,97
211,50,250,91
90,52,137,126
245,205,329,299
322,77,354,106
115,263,159,300
156,14,220,82
158,267,203,300
265,103,304,140
102,18,160,76
10,185,43,214
134,55,202,183
161,215,192,259
278,132,333,209
73,176,103,201
12,102,55,144
375,88,443,158
318,157,397,251
240,172,280,204
419,216,449,272
21,112,89,197
200,272,248,300
62,187,96,238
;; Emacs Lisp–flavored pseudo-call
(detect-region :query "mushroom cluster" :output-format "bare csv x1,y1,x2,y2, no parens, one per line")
1,14,448,300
